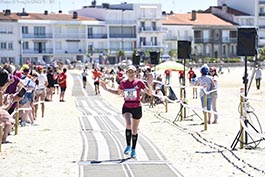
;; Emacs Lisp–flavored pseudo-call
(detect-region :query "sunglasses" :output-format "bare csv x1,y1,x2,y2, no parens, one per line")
127,70,135,73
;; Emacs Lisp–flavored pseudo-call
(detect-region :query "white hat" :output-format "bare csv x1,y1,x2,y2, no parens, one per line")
127,65,136,72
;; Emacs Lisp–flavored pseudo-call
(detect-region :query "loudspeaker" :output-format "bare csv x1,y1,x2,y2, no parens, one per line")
237,28,257,56
178,41,191,59
132,54,140,65
150,51,160,65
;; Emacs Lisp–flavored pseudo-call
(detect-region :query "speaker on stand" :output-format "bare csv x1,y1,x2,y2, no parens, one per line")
231,28,259,150
132,54,140,66
149,51,160,65
174,40,191,121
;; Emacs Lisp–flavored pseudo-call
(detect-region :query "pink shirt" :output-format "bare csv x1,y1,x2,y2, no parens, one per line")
119,79,146,108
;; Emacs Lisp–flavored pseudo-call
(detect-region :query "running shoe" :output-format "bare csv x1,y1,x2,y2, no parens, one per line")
124,146,131,155
130,149,136,158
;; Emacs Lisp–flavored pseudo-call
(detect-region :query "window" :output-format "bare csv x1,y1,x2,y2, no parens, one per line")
223,45,226,55
140,37,146,46
8,42,13,50
34,26,45,36
0,42,7,49
22,26,28,34
0,25,6,34
151,22,156,30
140,22,145,31
88,27,93,37
230,31,237,38
194,31,202,38
22,42,29,49
151,37,157,45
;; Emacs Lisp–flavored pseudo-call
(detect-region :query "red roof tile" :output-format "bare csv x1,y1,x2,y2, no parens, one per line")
162,13,234,26
0,12,99,21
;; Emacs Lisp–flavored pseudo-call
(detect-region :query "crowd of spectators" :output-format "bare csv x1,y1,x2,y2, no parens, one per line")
0,62,67,144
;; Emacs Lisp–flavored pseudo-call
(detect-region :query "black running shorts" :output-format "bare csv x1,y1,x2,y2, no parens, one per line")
122,106,142,119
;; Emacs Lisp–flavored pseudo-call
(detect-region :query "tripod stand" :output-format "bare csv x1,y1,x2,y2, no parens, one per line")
231,101,263,150
231,56,263,150
174,99,202,123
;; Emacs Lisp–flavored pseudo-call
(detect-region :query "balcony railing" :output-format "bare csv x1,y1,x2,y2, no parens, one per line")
109,33,136,38
87,33,108,39
139,42,162,48
23,48,53,54
106,20,136,25
222,37,237,43
109,47,134,51
259,12,265,16
138,16,162,20
54,33,86,39
139,27,166,32
22,33,53,38
55,49,85,54
259,0,265,4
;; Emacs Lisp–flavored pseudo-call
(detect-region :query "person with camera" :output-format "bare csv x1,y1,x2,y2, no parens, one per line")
100,65,153,158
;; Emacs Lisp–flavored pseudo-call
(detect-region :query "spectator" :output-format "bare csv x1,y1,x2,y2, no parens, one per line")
191,73,197,99
255,65,262,90
196,64,216,124
187,67,195,84
46,68,54,101
19,68,36,126
34,66,48,118
58,68,67,102
209,67,218,124
178,70,185,85
164,69,171,85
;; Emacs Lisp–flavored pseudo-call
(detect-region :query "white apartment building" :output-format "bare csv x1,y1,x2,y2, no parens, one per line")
0,9,103,65
75,3,165,61
217,0,265,47
163,11,237,59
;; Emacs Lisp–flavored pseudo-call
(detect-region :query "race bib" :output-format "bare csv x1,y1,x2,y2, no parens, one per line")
124,88,137,101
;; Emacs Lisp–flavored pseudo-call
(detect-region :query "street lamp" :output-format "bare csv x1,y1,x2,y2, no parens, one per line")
121,9,125,50
19,40,23,66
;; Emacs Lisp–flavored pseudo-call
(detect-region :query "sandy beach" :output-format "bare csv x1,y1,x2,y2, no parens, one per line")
1,66,265,177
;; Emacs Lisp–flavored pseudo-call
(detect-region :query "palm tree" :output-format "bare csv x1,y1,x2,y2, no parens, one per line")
169,49,177,60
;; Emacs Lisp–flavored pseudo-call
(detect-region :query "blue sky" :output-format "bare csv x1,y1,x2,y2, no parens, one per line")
0,0,217,13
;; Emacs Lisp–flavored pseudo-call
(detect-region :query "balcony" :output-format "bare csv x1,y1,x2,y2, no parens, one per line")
194,38,212,43
87,33,108,39
222,37,237,43
106,20,136,25
139,27,166,32
55,49,85,54
23,48,53,54
259,0,265,4
54,33,86,39
259,12,265,16
109,33,136,38
138,16,162,20
109,47,134,51
139,42,163,48
22,33,53,39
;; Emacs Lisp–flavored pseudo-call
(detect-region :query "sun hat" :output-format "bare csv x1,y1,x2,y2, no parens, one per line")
37,65,43,71
127,65,136,72
210,67,216,72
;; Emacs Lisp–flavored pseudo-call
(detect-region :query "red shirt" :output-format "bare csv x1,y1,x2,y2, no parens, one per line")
188,70,195,79
164,69,170,76
92,70,102,82
58,72,67,87
179,71,184,77
119,79,146,108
